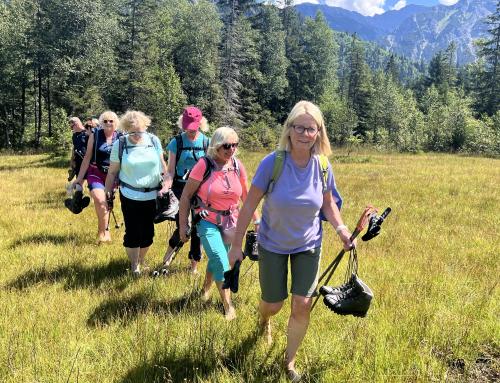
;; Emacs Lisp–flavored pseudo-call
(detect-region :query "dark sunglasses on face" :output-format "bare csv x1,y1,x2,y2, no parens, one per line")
221,142,238,150
103,119,114,124
84,125,92,129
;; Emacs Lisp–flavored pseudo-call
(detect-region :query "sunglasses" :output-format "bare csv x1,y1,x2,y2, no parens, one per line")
220,142,238,150
84,125,92,129
103,119,114,124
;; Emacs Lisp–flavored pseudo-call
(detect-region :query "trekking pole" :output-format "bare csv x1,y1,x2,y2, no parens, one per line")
152,210,208,277
311,205,375,312
111,209,122,229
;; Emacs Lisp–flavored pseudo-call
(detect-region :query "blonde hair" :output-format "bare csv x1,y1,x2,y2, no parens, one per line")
119,110,152,132
207,126,239,158
177,115,209,132
278,100,332,156
98,111,119,127
69,117,82,126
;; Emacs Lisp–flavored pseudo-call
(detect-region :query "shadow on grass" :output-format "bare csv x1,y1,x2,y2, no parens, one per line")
6,259,129,291
9,232,90,249
120,329,283,382
87,290,211,327
24,189,74,210
0,154,68,172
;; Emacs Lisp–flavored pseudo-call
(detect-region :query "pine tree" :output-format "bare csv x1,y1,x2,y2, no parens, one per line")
255,5,288,117
218,0,259,126
385,54,399,84
170,0,223,122
346,34,372,137
476,1,500,116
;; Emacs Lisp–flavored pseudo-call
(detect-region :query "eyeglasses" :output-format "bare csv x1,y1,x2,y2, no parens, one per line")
84,125,92,130
129,131,145,137
103,119,114,124
220,142,238,150
292,125,319,135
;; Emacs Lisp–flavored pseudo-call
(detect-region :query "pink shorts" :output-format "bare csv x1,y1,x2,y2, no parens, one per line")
87,164,107,190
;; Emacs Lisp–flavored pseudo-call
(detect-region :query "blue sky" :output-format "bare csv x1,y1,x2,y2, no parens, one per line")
292,1,460,16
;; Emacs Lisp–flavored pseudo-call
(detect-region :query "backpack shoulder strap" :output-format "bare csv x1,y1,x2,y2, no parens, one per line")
92,129,100,164
202,135,209,153
318,154,329,193
232,156,241,177
174,134,183,165
118,135,127,162
200,156,216,185
148,132,158,150
267,150,285,194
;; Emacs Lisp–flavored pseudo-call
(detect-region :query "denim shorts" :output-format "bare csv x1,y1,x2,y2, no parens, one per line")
258,245,321,303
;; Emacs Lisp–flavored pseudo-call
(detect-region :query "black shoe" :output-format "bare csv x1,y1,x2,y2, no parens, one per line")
81,196,90,209
222,260,241,293
319,274,356,296
323,276,373,317
64,198,76,213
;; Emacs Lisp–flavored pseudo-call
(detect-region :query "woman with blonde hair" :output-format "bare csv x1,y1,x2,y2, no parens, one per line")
104,110,169,276
228,101,353,381
161,106,210,274
74,111,121,243
178,126,259,320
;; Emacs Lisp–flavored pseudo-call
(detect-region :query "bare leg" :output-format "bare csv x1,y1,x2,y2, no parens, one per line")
259,299,284,345
285,295,312,376
138,246,150,269
190,260,199,274
201,271,213,302
91,189,110,242
215,281,236,321
126,247,140,276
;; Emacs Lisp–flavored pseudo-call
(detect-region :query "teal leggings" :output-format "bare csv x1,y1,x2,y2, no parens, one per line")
197,219,230,282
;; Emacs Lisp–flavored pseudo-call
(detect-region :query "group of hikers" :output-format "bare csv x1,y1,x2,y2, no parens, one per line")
66,101,354,382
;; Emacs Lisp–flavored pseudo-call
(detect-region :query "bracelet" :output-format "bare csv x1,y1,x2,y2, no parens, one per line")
335,224,348,234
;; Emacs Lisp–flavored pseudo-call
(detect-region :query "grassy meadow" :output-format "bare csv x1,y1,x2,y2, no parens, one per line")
0,150,498,383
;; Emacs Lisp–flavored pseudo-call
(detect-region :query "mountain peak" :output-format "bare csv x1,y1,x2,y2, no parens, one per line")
295,0,496,63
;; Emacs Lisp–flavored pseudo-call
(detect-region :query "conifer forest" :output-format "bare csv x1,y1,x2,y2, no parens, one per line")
0,0,499,155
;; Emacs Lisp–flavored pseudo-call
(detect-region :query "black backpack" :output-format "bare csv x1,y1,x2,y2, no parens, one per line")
174,134,209,181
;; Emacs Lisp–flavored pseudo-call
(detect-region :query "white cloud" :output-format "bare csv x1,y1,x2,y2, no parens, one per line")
294,0,320,4
392,0,406,11
324,0,386,16
439,0,459,5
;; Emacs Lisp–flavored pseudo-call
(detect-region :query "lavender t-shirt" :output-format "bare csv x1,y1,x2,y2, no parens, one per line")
252,151,342,254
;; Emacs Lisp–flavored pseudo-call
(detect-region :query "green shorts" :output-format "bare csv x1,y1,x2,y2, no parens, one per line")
258,245,321,303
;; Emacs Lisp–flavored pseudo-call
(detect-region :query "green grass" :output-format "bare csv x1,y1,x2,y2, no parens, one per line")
0,151,498,383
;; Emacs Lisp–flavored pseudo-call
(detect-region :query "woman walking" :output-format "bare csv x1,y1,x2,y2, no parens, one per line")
104,110,169,276
74,111,121,243
178,127,259,320
162,106,210,274
227,101,353,381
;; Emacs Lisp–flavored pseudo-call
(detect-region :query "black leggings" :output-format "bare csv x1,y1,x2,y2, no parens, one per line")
120,192,156,248
169,181,202,261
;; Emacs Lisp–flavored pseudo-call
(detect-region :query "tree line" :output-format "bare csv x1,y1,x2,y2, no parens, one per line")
0,0,498,155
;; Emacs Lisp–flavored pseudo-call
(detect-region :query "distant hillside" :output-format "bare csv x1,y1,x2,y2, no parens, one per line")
296,0,496,63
